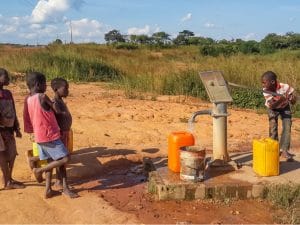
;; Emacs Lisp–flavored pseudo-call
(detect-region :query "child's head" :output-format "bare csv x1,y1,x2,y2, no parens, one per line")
0,68,10,86
51,78,69,98
26,72,47,93
261,71,277,91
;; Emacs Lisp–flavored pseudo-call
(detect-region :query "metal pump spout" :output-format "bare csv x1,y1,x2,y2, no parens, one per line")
188,110,212,123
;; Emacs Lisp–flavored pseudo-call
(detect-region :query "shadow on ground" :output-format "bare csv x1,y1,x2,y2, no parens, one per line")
66,146,165,191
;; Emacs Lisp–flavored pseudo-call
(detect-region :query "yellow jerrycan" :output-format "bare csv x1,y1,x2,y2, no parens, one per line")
253,138,279,176
32,142,48,167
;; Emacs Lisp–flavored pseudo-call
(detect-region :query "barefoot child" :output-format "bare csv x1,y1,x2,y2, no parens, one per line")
261,71,297,161
0,68,25,189
51,78,73,188
25,72,78,198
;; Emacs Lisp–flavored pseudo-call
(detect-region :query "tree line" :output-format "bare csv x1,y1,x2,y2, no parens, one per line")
104,30,300,56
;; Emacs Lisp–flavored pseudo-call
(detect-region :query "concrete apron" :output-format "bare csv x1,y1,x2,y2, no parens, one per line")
148,152,300,201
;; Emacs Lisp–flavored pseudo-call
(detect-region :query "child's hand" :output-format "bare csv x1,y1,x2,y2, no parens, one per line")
15,129,22,138
289,93,297,105
268,95,287,109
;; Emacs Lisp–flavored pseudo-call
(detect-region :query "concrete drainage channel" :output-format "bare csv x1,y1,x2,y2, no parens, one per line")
145,155,300,223
147,163,263,201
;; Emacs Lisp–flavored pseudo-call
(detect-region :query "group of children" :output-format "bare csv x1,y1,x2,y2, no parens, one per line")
0,68,78,198
0,67,297,198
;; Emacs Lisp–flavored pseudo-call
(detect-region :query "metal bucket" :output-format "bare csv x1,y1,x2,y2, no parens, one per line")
180,146,206,182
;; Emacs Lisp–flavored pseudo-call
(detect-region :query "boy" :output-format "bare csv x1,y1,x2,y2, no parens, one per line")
0,68,25,189
25,72,78,198
261,71,297,161
51,78,72,187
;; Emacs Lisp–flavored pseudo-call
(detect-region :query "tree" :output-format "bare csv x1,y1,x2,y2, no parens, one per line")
179,30,194,38
152,32,171,45
238,40,260,54
260,33,289,53
104,30,125,43
135,35,152,44
51,38,63,45
286,32,300,49
173,30,195,45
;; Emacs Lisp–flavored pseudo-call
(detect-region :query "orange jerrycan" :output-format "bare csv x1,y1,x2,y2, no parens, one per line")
253,138,279,176
168,131,195,173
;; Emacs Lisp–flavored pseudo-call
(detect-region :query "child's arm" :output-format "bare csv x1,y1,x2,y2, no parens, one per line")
39,94,64,114
23,96,33,134
288,92,297,105
267,95,287,109
10,91,22,138
52,100,68,115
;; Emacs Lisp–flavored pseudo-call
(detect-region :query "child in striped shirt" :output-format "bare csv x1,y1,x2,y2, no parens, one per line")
261,71,297,161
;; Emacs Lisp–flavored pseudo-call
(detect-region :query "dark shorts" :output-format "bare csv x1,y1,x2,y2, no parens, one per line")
0,130,17,161
37,139,68,161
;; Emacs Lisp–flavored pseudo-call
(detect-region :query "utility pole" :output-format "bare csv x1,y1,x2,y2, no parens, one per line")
70,20,73,44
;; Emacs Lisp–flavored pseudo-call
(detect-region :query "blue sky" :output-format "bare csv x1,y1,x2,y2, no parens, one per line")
0,0,300,44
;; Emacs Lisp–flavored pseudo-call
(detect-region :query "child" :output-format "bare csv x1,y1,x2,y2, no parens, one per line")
0,68,25,189
261,71,297,161
23,86,40,170
25,71,78,198
51,78,72,187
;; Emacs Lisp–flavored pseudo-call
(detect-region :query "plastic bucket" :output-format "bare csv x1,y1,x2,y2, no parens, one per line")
180,146,206,182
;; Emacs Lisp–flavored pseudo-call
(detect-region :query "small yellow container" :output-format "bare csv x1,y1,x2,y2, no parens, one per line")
32,142,48,167
253,138,279,176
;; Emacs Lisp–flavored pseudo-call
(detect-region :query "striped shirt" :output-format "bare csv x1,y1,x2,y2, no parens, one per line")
263,82,294,109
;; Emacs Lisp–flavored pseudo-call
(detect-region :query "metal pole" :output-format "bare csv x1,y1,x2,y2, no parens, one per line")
212,103,230,164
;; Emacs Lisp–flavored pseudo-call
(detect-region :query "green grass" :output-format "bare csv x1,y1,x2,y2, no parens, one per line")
1,44,300,112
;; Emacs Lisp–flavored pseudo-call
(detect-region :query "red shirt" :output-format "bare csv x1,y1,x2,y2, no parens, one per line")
27,94,60,143
23,95,33,133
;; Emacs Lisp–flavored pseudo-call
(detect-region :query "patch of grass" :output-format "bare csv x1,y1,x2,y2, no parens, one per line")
2,44,300,115
179,117,189,123
263,184,300,208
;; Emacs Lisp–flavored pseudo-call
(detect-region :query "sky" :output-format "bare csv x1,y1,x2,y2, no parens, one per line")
0,0,300,45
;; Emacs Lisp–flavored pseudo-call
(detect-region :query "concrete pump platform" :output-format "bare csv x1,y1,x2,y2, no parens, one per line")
148,152,300,201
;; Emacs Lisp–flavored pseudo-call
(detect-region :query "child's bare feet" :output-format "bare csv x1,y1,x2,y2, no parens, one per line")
62,188,79,198
32,168,43,183
53,180,63,189
45,189,61,199
4,180,25,189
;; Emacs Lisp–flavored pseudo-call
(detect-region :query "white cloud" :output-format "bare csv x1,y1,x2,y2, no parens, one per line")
181,13,192,22
127,25,151,35
70,18,105,42
154,26,161,33
244,33,256,41
31,0,84,23
204,22,215,28
289,17,295,22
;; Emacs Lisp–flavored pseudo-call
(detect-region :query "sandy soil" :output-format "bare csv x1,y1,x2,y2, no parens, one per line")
0,82,297,224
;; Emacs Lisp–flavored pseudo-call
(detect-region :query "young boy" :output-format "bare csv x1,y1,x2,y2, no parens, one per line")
51,78,72,187
25,72,78,198
0,68,25,189
261,71,297,161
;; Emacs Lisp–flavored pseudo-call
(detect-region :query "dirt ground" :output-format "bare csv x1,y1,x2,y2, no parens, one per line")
0,82,297,224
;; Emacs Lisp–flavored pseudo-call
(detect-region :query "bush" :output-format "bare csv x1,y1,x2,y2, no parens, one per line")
114,43,139,50
25,52,121,81
230,88,265,109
